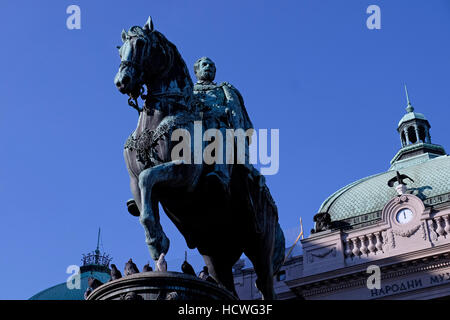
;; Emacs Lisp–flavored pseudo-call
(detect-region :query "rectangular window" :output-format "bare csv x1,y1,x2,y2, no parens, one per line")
276,270,286,281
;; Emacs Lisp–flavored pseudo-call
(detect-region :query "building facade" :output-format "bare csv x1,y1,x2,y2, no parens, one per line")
234,94,450,300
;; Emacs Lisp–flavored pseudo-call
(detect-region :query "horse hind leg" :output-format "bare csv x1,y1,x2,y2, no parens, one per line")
250,249,276,300
202,254,239,299
245,219,278,300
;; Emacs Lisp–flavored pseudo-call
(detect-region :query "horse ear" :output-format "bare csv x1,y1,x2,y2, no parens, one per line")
143,16,154,33
121,29,127,42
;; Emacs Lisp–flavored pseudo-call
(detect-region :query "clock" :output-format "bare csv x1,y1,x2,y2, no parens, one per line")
396,208,414,224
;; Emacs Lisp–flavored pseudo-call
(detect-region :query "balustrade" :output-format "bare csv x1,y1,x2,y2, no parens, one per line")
344,231,385,260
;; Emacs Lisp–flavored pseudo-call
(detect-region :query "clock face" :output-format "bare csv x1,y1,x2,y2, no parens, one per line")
396,208,414,224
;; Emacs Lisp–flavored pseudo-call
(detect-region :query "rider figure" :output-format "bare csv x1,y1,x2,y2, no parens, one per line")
192,57,254,195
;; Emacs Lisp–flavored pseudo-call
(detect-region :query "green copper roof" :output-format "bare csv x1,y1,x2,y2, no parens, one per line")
398,111,427,127
318,155,450,222
29,269,111,300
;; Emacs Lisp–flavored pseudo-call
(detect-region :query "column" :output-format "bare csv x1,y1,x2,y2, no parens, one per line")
351,238,360,258
425,127,431,143
367,234,376,255
404,128,410,145
374,232,383,253
359,236,368,256
414,125,420,144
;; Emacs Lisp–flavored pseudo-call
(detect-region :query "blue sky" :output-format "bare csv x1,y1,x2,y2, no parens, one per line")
0,0,449,299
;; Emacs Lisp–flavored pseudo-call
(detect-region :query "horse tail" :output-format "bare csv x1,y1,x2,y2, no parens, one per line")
272,221,286,275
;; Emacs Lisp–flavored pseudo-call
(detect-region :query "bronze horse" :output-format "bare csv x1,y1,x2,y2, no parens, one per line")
114,17,285,299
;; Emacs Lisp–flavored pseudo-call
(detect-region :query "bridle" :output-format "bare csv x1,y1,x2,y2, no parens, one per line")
122,32,183,114
121,37,147,114
120,60,142,73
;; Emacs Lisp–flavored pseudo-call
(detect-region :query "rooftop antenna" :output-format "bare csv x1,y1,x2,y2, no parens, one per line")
184,251,187,262
95,228,101,264
404,84,414,113
96,228,101,252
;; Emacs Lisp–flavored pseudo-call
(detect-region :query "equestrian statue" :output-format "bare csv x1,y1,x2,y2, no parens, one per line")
114,17,285,299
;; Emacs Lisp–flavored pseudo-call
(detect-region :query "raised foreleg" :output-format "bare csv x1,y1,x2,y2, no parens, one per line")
138,160,202,262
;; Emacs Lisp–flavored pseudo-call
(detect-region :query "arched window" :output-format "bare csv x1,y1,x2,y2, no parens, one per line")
418,126,426,143
407,126,417,144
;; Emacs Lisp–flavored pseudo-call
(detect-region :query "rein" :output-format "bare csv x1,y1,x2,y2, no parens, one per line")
127,86,145,114
128,88,189,115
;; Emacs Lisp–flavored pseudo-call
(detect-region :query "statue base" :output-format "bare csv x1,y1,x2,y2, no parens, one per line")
87,271,237,300
396,184,407,195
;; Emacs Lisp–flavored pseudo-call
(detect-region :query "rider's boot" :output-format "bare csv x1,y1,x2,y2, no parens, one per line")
127,199,140,217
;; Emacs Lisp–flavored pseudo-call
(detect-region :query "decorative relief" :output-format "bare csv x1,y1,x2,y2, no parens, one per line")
390,230,396,249
392,224,421,238
394,195,409,204
421,222,427,241
382,231,389,249
308,247,336,263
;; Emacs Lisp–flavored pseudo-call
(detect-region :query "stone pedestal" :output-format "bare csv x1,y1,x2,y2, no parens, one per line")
87,271,237,300
396,184,407,195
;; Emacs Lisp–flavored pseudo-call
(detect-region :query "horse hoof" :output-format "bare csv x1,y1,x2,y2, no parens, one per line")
127,199,140,217
160,232,170,254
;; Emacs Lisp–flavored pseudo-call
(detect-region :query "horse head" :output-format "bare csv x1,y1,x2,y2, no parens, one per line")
114,17,174,100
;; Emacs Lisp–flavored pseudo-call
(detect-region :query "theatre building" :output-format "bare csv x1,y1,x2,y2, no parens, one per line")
234,95,450,300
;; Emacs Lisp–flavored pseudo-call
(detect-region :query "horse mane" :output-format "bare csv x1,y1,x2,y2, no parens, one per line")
153,30,193,88
126,26,147,38
144,29,194,106
126,26,192,88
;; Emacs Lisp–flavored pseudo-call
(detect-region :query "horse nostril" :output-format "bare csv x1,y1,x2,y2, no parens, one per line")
122,75,130,86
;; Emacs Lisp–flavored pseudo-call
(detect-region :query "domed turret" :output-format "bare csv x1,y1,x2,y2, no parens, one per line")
316,87,448,230
391,85,445,166
29,229,111,300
